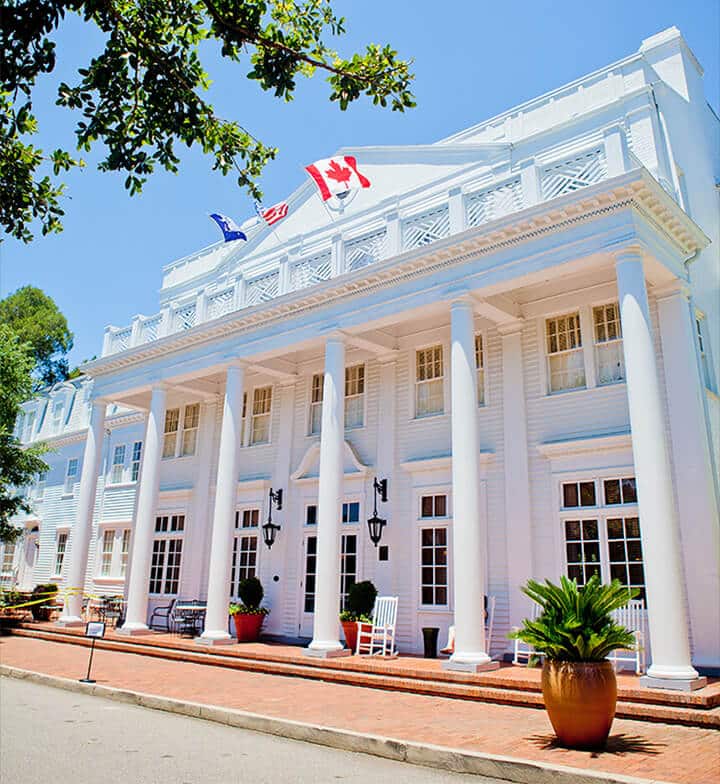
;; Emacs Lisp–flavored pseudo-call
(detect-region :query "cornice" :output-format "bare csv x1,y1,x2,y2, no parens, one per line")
24,411,145,449
83,169,708,379
537,431,632,459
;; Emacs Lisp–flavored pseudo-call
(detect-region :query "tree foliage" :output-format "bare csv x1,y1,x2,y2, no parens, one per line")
0,325,50,544
509,575,638,662
1,0,416,242
0,285,74,386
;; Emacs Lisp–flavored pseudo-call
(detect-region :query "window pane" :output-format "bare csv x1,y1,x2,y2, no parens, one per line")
608,541,626,561
563,484,579,508
421,528,434,546
421,497,434,518
580,482,596,506
582,520,598,539
604,480,621,506
564,519,581,540
566,542,582,563
606,518,623,539
621,478,637,504
435,496,447,517
625,517,641,538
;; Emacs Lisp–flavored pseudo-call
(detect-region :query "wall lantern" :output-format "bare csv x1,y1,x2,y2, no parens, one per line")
367,477,388,547
263,487,283,550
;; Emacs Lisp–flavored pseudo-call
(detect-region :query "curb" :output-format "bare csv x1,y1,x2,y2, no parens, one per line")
0,665,672,784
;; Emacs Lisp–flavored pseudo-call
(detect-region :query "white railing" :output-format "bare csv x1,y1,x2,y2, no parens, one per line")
102,142,639,357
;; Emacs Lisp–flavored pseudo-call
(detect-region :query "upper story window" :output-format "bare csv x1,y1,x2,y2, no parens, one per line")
131,441,142,482
24,410,36,441
16,411,25,440
309,364,366,435
420,494,448,519
51,401,64,434
305,504,317,526
603,477,637,506
110,445,126,484
120,530,131,576
1,543,16,576
236,509,260,528
562,481,596,508
546,313,585,393
593,303,625,385
64,458,79,494
475,334,485,406
696,314,715,392
163,405,199,459
342,502,360,524
415,345,444,417
54,532,68,576
35,473,46,500
250,387,272,445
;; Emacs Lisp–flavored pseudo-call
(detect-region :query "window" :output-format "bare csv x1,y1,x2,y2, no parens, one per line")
110,445,126,484
241,392,248,443
303,536,317,613
546,313,585,392
593,303,625,385
310,374,323,435
415,346,444,417
236,509,260,528
562,481,596,508
16,412,25,440
344,365,365,429
54,533,68,575
1,543,16,575
340,534,357,609
120,530,131,577
561,474,645,600
231,535,258,592
181,403,200,456
305,505,317,526
696,316,714,391
100,529,115,576
149,515,185,594
23,410,36,441
163,409,179,458
250,387,272,445
603,477,637,506
35,473,46,500
309,365,366,435
131,441,142,482
420,528,448,606
342,502,360,524
475,335,485,405
420,494,447,518
51,401,64,434
64,458,79,494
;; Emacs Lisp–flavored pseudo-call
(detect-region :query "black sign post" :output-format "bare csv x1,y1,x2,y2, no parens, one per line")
80,621,106,684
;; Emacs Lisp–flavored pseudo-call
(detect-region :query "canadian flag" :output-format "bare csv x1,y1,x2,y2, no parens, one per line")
305,156,371,201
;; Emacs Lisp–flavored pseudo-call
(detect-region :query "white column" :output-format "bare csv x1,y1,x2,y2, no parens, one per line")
445,299,498,672
57,401,106,626
305,335,350,657
499,323,534,640
615,251,705,689
119,384,166,634
198,364,245,644
656,284,720,670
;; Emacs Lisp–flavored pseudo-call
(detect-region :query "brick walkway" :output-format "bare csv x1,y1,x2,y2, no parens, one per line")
1,636,718,784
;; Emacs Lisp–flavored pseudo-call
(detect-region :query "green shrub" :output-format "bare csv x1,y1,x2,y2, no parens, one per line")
340,580,377,623
228,576,269,616
508,575,638,662
30,583,58,621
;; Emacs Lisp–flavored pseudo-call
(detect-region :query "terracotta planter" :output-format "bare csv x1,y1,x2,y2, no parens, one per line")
341,620,372,653
232,612,265,642
541,660,617,749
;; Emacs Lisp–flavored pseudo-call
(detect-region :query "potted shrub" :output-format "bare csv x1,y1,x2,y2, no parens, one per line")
509,575,638,750
340,580,377,653
30,583,58,622
229,577,269,642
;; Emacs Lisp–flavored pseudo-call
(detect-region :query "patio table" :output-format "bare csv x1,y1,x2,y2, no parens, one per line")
174,603,207,637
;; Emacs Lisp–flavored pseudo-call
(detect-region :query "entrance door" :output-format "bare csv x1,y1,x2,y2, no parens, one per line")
18,533,38,590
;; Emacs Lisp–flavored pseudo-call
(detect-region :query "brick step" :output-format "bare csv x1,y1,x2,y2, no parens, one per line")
11,626,720,729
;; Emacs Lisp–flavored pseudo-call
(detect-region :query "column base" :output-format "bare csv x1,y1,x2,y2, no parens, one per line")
55,616,85,628
117,623,153,636
640,675,708,692
196,633,235,646
303,646,352,659
443,658,500,674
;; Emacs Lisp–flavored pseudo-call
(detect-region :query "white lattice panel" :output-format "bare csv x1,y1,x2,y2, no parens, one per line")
113,327,132,352
345,231,387,272
466,179,523,228
245,271,280,306
140,314,162,343
290,252,332,291
174,303,197,331
540,148,607,201
208,288,234,320
402,206,450,250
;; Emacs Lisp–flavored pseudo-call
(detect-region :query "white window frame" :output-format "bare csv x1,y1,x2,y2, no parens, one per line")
419,525,450,609
181,403,200,457
162,408,180,459
99,528,115,577
1,542,17,577
413,484,453,611
344,363,366,430
110,444,126,485
695,311,716,393
149,513,186,595
250,386,273,446
475,333,487,406
307,364,367,436
543,311,586,394
51,400,64,434
130,441,142,482
163,405,200,459
308,373,324,436
24,410,36,442
120,529,131,577
53,531,68,577
64,458,79,495
230,508,261,597
414,343,446,419
593,301,625,386
35,473,46,501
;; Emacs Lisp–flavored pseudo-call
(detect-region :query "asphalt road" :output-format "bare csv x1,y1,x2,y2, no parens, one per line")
0,677,505,784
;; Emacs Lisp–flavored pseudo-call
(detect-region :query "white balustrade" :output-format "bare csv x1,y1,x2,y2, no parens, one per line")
345,231,387,272
540,148,607,201
402,206,451,250
290,252,332,291
466,179,523,228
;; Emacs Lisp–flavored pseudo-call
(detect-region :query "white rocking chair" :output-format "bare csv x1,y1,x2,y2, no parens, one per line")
440,595,496,655
356,596,398,657
609,598,646,675
512,601,542,665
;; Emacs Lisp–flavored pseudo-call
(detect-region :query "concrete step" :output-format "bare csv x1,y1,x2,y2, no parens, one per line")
11,625,720,729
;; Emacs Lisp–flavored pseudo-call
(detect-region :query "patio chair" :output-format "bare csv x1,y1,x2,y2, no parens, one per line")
356,596,398,657
609,598,646,675
149,597,177,631
440,595,495,655
512,601,542,665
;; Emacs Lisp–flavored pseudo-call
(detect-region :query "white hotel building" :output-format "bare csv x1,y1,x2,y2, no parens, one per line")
6,28,719,688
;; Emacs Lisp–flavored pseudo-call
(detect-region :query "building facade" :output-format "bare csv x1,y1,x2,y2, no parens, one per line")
6,28,719,684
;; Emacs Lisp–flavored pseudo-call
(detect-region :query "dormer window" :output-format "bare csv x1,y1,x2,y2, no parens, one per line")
52,401,64,434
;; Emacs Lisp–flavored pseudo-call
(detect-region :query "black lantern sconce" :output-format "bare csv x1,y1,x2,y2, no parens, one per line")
263,487,283,549
367,477,388,547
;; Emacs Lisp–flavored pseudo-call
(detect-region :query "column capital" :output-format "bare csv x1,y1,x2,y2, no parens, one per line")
225,359,249,372
613,246,645,266
324,330,346,345
449,294,475,311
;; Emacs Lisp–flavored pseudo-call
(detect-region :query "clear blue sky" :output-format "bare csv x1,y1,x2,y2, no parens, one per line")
1,0,718,368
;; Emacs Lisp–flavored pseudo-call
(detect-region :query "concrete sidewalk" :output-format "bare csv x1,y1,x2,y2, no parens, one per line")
1,636,718,784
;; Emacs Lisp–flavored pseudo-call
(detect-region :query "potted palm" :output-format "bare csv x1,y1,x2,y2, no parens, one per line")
340,580,377,653
229,577,269,642
509,575,638,750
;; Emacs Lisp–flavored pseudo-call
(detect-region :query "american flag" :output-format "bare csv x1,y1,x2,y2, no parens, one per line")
255,200,289,227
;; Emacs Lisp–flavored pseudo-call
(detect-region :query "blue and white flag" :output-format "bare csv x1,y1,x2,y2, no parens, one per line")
209,213,247,242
